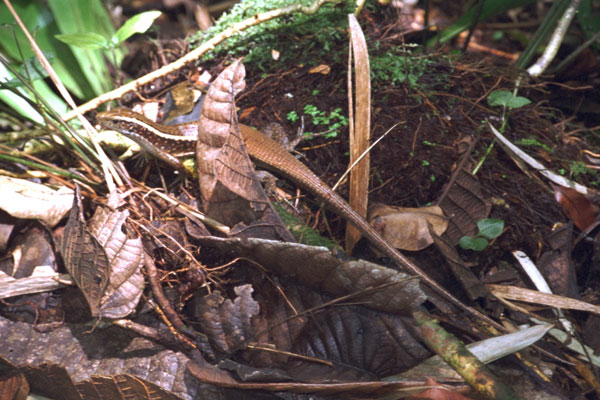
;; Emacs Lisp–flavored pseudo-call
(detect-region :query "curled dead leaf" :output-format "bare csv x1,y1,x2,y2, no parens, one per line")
368,204,448,251
554,185,598,231
60,187,144,318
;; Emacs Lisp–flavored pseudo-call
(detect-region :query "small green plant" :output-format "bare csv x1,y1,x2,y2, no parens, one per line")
459,218,504,251
370,48,434,88
487,90,531,109
569,160,597,178
301,104,348,138
515,137,554,153
286,110,300,123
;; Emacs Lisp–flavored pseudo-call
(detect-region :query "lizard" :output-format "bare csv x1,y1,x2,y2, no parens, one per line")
97,108,496,324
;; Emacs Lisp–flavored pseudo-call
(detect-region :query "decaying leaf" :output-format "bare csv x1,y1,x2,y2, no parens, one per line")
554,186,598,231
196,60,294,242
59,186,110,316
538,222,578,298
368,203,448,251
0,357,29,400
0,176,73,227
193,284,259,355
0,317,212,400
59,187,144,318
8,223,56,278
488,284,600,314
346,14,371,253
188,281,432,394
196,236,426,314
432,233,488,301
88,191,144,319
438,166,491,245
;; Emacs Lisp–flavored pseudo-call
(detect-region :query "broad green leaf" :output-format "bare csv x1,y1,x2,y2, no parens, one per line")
56,32,109,50
487,90,530,109
487,90,513,107
506,95,531,109
114,11,161,44
3,56,50,88
459,236,489,251
0,61,67,122
48,0,121,95
0,0,91,99
477,218,504,240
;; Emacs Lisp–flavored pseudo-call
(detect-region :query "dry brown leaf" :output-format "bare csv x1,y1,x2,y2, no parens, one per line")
437,166,491,245
196,60,294,242
0,318,208,400
87,191,144,319
59,186,110,316
59,187,144,318
0,359,29,400
538,222,578,298
0,176,73,228
488,284,600,314
196,236,426,314
192,285,260,355
554,185,599,231
308,64,330,74
432,233,488,301
345,14,371,253
369,204,448,251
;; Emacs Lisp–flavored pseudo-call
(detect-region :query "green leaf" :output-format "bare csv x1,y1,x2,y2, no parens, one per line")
48,0,121,96
55,32,109,49
487,90,531,109
427,0,536,47
477,218,504,240
506,95,531,109
459,236,489,251
0,0,93,99
114,10,161,44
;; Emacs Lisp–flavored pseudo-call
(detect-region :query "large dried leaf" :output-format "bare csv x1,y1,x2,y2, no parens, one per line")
60,188,144,318
0,176,73,227
196,60,293,242
369,204,448,251
438,166,491,245
0,316,219,400
193,285,259,355
59,186,110,316
196,236,426,314
88,204,144,318
432,233,488,300
346,14,371,253
554,186,598,231
0,355,182,400
6,223,55,278
538,222,578,298
191,283,429,387
487,284,600,314
188,359,443,397
0,358,29,400
188,286,433,395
